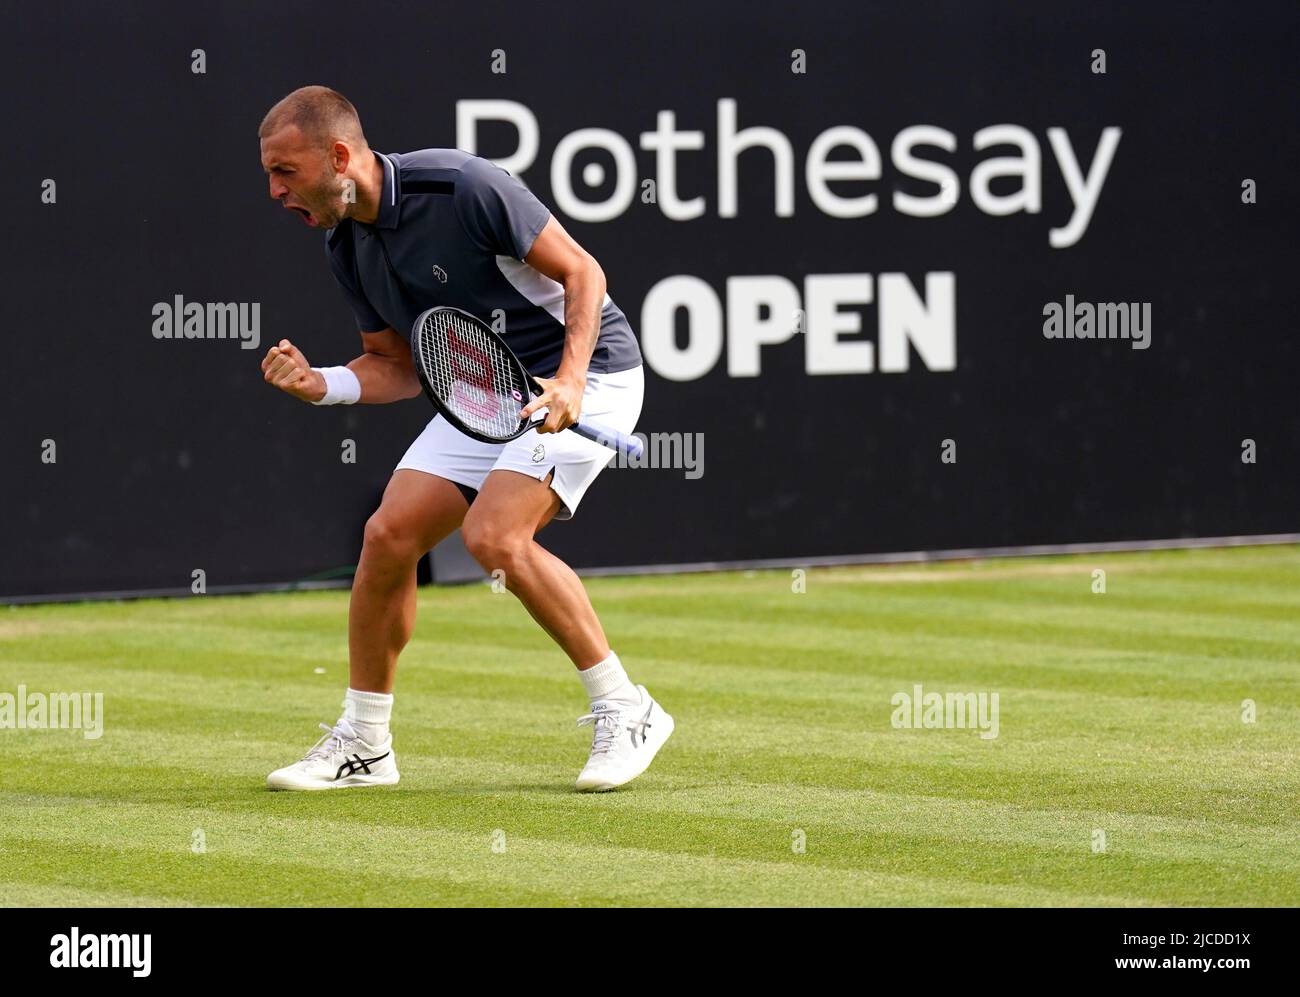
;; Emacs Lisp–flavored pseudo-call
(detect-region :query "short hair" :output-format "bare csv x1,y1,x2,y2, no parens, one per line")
259,85,367,149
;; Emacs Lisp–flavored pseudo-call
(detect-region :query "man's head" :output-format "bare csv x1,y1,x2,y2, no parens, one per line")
259,85,369,230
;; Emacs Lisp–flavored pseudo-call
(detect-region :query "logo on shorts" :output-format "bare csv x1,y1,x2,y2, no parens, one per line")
531,444,545,463
431,265,448,284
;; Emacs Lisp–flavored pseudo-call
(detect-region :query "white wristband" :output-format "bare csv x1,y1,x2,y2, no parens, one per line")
311,366,361,405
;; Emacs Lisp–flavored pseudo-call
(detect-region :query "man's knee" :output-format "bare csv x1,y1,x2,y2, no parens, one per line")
362,512,423,566
461,513,528,575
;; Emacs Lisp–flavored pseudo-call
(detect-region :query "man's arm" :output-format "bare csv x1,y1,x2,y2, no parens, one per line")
261,327,422,404
519,215,607,434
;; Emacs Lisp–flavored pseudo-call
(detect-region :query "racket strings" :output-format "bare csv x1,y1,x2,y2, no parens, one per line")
417,313,528,440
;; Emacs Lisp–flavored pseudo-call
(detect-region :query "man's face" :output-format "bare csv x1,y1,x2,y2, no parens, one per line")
260,124,349,230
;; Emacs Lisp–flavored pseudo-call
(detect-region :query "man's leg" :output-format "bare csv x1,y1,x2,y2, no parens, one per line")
460,467,675,792
460,468,606,668
266,469,470,791
349,469,470,692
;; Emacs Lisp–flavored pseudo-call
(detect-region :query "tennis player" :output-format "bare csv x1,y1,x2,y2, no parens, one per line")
256,86,673,791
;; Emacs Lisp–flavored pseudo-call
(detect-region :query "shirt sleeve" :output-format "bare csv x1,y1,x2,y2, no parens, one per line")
326,237,389,333
454,156,552,260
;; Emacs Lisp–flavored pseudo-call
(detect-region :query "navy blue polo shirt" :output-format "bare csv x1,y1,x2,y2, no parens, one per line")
324,149,641,377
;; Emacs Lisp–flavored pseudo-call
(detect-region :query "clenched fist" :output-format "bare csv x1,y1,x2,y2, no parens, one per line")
261,339,326,403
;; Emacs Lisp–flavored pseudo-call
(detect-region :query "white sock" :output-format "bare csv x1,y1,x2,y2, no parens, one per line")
342,688,393,744
578,651,640,706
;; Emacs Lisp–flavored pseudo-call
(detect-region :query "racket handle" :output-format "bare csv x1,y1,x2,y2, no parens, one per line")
569,419,644,459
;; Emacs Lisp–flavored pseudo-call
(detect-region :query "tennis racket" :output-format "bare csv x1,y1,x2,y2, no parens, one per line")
410,306,644,459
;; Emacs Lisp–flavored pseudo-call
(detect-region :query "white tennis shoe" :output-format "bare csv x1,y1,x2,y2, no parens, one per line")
266,718,399,791
575,685,674,792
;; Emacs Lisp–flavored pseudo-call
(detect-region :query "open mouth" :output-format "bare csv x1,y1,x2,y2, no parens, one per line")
285,203,316,227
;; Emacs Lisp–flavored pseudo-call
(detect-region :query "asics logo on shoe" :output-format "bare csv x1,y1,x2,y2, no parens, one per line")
629,702,655,748
336,752,390,780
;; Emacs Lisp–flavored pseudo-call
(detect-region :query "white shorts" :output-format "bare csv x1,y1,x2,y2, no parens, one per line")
395,365,644,520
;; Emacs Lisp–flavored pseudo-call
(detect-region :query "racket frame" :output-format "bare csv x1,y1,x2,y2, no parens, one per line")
410,306,642,458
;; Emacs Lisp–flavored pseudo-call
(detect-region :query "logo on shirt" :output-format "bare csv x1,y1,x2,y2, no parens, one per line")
531,444,546,464
431,265,448,284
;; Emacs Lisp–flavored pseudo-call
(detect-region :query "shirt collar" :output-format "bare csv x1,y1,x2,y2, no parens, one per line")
372,152,400,229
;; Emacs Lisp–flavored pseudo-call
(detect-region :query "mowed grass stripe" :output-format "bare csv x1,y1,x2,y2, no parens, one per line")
3,836,1153,908
5,771,1293,875
0,804,1256,907
3,682,1295,798
6,613,1293,695
3,723,1294,818
0,545,1297,905
4,684,1296,801
0,881,217,908
0,648,1292,734
2,708,1294,830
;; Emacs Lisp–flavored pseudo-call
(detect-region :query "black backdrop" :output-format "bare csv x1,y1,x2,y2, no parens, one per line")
2,0,1296,599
